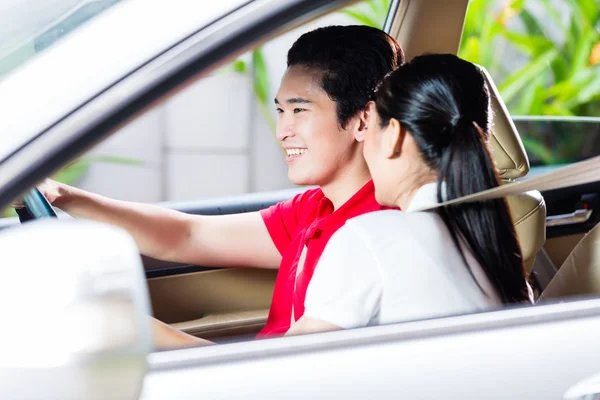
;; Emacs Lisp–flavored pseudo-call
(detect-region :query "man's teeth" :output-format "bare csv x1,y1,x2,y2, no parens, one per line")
286,149,307,157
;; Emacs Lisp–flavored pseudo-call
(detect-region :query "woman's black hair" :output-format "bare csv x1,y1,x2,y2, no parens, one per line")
375,54,529,303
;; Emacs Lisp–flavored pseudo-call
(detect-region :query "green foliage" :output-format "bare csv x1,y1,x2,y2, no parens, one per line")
252,48,276,133
459,0,600,164
459,0,600,117
339,0,392,28
231,48,277,143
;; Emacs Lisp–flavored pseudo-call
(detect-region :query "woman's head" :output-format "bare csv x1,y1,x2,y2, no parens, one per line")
362,54,492,206
363,53,529,303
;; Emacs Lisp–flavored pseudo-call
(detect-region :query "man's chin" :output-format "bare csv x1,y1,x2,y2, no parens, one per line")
288,171,315,187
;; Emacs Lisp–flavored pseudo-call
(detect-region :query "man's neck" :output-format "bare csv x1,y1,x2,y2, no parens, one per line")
321,165,371,211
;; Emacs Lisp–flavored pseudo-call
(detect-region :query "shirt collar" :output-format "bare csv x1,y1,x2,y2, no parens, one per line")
312,180,383,232
405,182,445,212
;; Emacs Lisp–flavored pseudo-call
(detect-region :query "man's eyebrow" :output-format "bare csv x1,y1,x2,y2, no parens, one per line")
273,97,312,105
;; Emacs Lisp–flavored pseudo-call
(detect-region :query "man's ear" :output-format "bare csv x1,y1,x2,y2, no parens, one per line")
384,118,405,159
354,101,376,142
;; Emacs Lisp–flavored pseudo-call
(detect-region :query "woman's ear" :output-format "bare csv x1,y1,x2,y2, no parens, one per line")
384,118,405,159
354,101,376,142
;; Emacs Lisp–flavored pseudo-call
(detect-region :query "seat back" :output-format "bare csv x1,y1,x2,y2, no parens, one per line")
481,66,546,273
539,224,600,300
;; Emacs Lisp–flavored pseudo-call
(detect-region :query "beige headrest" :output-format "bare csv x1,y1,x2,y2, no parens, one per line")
479,67,530,179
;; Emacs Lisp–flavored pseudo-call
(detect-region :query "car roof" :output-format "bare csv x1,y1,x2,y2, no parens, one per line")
0,0,249,163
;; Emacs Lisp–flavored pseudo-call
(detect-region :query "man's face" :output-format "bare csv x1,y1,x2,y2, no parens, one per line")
275,65,359,187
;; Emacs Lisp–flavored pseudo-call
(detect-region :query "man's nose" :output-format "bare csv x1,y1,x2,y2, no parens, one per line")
276,118,295,141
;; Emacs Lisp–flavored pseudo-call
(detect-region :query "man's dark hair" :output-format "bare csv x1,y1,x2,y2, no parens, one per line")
287,25,405,128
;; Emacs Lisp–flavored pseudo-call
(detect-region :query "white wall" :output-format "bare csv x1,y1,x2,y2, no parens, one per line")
77,11,356,203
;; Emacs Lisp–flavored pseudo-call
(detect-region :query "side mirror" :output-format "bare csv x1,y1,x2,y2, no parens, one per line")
0,219,152,400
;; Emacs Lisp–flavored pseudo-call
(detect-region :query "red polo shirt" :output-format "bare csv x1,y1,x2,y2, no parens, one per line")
258,180,385,337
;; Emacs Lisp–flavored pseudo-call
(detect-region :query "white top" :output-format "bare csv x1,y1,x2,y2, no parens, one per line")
304,183,533,329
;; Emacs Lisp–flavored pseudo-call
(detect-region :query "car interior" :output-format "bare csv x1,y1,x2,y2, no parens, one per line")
137,0,550,341
1,0,599,344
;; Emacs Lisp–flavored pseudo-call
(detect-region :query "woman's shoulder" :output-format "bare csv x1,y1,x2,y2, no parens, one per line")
338,210,445,261
348,209,441,235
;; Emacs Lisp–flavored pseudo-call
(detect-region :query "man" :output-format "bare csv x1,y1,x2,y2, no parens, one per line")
30,25,404,346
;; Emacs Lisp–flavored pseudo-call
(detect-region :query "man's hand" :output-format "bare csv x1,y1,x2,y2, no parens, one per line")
9,178,281,269
11,179,68,209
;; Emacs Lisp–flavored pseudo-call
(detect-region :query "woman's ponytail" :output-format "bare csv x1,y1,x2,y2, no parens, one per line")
437,119,529,303
375,54,530,303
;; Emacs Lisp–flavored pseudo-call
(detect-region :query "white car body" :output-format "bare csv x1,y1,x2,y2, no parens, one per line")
0,0,599,399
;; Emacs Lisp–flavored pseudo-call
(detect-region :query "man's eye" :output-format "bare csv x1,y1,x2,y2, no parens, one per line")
293,108,305,113
276,108,283,114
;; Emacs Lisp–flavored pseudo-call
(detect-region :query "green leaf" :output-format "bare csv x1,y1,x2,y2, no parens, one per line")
542,103,576,116
549,54,569,82
569,30,595,77
521,136,557,165
232,60,247,73
514,74,546,115
563,69,600,108
568,0,594,32
52,160,90,185
340,0,391,28
545,67,596,100
477,13,504,68
252,48,270,106
576,0,600,24
339,9,379,28
52,156,143,186
367,0,379,15
2,207,17,218
538,0,566,30
458,37,481,64
85,155,144,166
519,9,546,37
498,48,559,104
502,31,552,56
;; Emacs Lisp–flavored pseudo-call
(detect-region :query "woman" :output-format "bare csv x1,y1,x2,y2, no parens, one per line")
287,54,533,336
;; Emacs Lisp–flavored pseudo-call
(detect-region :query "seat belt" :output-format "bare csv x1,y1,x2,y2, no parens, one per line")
413,155,600,211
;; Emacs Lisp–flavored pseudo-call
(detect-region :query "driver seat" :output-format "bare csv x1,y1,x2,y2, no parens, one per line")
481,66,546,275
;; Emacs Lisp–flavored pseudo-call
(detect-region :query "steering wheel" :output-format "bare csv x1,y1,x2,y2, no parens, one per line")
16,188,57,223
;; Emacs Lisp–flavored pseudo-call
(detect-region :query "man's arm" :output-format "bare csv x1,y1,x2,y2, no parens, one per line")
152,317,214,349
44,180,282,269
285,316,340,336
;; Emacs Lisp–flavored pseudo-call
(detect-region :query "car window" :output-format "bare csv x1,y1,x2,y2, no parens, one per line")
459,0,600,169
0,0,391,211
0,0,126,79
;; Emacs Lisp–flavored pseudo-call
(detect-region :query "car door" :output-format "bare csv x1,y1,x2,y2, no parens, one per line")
143,297,600,399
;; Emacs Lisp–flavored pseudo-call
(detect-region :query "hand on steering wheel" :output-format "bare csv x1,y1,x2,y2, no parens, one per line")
13,184,58,223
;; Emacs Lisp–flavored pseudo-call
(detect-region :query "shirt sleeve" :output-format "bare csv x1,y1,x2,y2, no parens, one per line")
303,223,383,329
260,193,304,255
